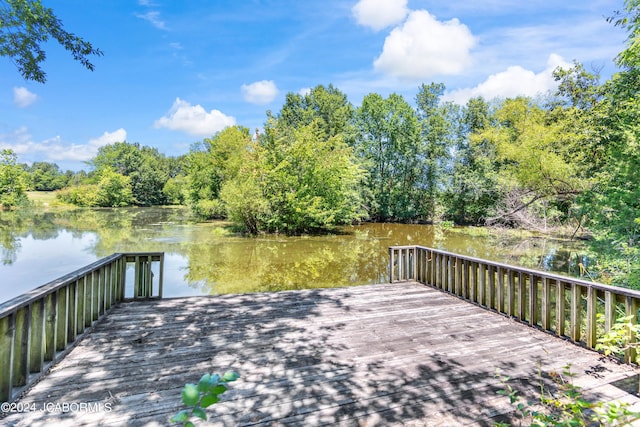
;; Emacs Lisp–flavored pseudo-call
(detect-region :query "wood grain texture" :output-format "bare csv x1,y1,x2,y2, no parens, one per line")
2,283,640,426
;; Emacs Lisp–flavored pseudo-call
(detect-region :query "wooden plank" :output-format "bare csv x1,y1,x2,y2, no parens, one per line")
12,305,30,387
29,300,45,374
625,296,638,363
571,283,582,342
44,291,57,361
455,257,463,297
469,261,477,303
556,279,565,336
56,286,68,351
477,263,485,306
506,271,515,317
604,291,616,332
487,265,495,311
541,277,551,330
496,267,504,313
529,273,537,326
0,313,15,402
5,283,639,427
586,286,598,349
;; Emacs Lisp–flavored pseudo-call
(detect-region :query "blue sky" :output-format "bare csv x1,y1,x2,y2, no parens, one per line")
0,0,628,171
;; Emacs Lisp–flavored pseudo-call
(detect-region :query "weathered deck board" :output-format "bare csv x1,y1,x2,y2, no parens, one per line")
2,282,640,426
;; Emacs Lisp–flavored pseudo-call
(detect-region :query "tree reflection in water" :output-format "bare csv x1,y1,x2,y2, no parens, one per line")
0,207,592,303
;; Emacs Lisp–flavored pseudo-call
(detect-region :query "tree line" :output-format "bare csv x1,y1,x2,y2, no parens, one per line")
1,1,639,287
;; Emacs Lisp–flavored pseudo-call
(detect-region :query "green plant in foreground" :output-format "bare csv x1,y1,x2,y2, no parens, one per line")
496,364,639,426
170,371,240,426
596,314,640,362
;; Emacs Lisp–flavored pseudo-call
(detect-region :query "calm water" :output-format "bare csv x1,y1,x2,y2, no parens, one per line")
0,206,592,304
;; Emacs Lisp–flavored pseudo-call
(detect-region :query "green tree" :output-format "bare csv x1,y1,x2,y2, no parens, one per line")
95,167,132,207
91,141,171,206
576,0,640,287
416,83,457,221
353,92,424,221
277,84,354,140
222,120,365,234
0,149,28,208
444,97,502,225
27,161,68,190
184,126,252,217
471,97,586,228
0,0,103,83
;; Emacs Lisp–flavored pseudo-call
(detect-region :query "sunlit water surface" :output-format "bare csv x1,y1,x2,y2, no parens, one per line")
0,207,592,304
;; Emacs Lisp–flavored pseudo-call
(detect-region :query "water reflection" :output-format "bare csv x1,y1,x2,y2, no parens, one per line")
0,207,593,303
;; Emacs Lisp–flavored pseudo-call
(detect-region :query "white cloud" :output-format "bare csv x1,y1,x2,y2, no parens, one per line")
241,80,279,105
88,128,127,148
154,98,236,136
444,54,572,104
373,10,476,80
135,11,166,30
13,87,37,108
298,87,312,96
352,0,409,31
0,127,127,163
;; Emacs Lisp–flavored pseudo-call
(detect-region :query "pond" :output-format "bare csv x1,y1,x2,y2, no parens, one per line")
0,206,592,304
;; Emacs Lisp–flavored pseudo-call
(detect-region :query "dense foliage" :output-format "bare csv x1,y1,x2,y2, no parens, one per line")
1,0,639,287
0,0,102,83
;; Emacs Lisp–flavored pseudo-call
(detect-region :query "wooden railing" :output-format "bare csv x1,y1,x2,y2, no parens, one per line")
390,245,640,363
0,252,164,403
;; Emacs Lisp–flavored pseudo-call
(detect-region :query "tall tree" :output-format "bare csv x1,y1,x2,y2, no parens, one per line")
471,97,586,228
91,142,170,206
0,0,103,83
222,120,365,234
0,149,28,208
353,92,424,221
577,0,640,287
416,83,457,221
277,84,354,139
445,96,502,224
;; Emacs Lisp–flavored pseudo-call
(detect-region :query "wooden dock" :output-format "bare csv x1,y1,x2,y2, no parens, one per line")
2,282,640,426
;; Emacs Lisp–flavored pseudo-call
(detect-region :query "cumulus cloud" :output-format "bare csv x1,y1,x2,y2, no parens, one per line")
0,127,127,163
88,128,127,148
373,10,476,80
444,54,572,104
241,80,279,105
352,0,409,31
154,98,236,136
13,87,37,108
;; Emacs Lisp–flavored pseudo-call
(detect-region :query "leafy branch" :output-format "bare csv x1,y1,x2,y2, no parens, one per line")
170,371,240,427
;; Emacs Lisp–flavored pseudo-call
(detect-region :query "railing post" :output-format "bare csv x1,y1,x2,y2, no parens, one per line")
570,284,582,342
0,313,15,402
389,247,395,283
13,306,30,388
556,279,565,336
529,273,538,326
541,277,551,330
625,296,638,363
29,299,45,374
586,286,598,349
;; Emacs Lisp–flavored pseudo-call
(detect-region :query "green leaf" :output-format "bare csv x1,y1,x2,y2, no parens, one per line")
210,384,227,396
208,373,221,386
169,409,190,423
198,373,212,392
181,384,200,407
192,407,208,421
185,422,196,427
222,371,240,382
201,394,220,408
